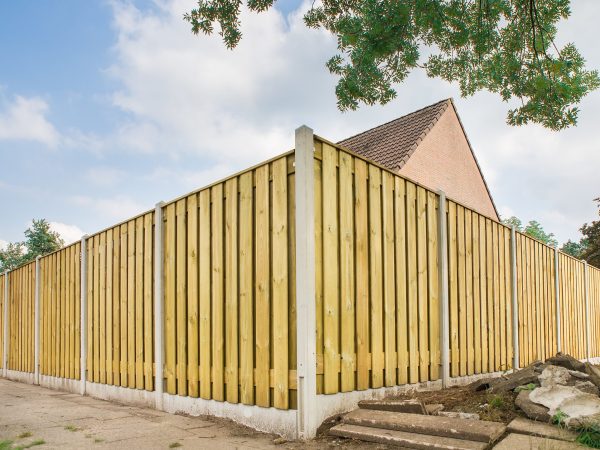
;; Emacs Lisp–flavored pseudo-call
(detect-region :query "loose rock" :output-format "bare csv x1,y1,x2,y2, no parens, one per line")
438,411,481,420
546,354,586,373
539,365,571,387
515,390,551,421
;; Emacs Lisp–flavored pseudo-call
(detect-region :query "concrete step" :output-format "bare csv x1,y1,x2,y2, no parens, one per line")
330,423,488,450
493,433,584,450
358,398,428,414
343,409,506,443
506,417,578,442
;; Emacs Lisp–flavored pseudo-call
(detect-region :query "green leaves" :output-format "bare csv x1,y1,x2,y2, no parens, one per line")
184,0,599,130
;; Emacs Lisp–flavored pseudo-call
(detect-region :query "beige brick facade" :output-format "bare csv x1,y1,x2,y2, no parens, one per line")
399,104,499,220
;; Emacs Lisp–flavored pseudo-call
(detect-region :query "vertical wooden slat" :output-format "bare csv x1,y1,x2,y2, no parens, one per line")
355,159,370,390
448,201,459,377
370,166,385,387
340,151,356,391
164,204,176,394
465,210,474,375
416,186,429,382
224,179,238,403
254,167,270,406
322,146,339,394
105,233,113,385
127,220,136,388
239,172,254,404
427,191,440,380
394,177,408,385
199,189,212,400
406,181,419,383
113,227,121,385
120,224,128,387
457,205,466,376
211,184,224,401
382,172,396,386
272,157,289,409
99,233,106,384
176,199,188,396
187,195,199,398
135,217,144,389
143,214,153,391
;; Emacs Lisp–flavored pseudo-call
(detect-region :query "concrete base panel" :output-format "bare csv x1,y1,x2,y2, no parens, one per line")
162,393,298,439
39,374,82,394
85,381,156,409
5,369,35,384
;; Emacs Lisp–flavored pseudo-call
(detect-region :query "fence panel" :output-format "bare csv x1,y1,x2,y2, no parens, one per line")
558,254,587,359
314,139,441,395
40,243,81,379
0,273,4,370
162,153,296,409
8,262,35,372
447,203,513,376
86,214,154,391
515,233,557,367
590,266,600,358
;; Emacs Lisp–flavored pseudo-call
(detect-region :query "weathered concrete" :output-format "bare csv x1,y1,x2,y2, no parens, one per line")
493,433,584,450
515,390,551,421
506,417,578,442
358,398,427,414
342,409,505,443
329,423,487,450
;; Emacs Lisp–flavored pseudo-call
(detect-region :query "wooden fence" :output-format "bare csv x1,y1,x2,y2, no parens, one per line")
1,132,600,424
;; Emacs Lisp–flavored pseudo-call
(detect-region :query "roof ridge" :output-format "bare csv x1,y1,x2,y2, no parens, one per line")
338,98,451,145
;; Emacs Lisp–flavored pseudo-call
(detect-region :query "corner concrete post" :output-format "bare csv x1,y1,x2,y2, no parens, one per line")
584,260,590,361
154,201,165,410
34,256,41,385
80,235,88,395
510,226,519,370
555,246,561,354
2,271,8,377
437,190,449,387
295,126,317,440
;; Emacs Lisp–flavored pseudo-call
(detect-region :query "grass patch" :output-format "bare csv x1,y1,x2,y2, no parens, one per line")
488,395,504,409
574,422,600,449
94,439,104,444
169,443,182,448
551,410,568,427
0,441,14,450
16,433,31,440
25,440,45,448
0,440,45,450
64,425,79,432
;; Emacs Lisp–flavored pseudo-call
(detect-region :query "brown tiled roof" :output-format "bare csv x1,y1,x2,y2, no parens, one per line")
338,99,451,171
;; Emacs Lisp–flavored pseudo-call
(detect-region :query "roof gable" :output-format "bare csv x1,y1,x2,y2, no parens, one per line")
338,99,451,170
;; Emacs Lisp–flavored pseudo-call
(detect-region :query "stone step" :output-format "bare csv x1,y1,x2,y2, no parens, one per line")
330,423,487,450
493,433,584,450
506,417,578,442
358,398,428,414
343,409,506,443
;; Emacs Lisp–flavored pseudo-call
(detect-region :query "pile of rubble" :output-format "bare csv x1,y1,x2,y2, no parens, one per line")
472,353,600,428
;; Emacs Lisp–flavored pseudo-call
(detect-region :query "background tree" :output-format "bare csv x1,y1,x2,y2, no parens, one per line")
502,216,558,247
561,238,588,258
0,219,64,272
185,0,599,130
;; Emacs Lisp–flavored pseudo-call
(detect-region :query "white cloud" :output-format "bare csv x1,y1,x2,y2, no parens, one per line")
70,194,148,223
49,222,86,245
0,95,61,147
86,166,126,187
100,0,600,245
0,239,7,250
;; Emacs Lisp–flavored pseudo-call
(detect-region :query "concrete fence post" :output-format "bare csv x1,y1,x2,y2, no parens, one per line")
584,260,590,362
295,126,317,439
437,190,450,387
510,226,519,371
80,235,88,395
154,201,165,410
34,256,41,385
555,246,561,354
2,271,8,377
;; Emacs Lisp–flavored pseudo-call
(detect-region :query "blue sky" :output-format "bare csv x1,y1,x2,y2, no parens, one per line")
1,0,599,247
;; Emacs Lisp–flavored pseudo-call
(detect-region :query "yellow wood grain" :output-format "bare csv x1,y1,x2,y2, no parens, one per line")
427,191,440,380
119,224,128,387
224,178,239,403
416,186,429,382
457,205,466,376
127,220,136,388
382,171,396,387
187,195,199,398
354,159,370,390
340,151,356,392
135,217,144,389
239,172,254,405
271,157,289,409
448,201,459,377
322,145,339,394
465,210,474,375
176,199,188,396
99,232,106,384
254,166,270,406
144,214,154,390
314,152,324,395
112,227,121,385
211,184,225,401
370,165,384,387
164,204,176,394
406,181,419,383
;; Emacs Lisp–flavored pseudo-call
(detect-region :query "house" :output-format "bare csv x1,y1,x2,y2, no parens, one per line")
339,98,499,220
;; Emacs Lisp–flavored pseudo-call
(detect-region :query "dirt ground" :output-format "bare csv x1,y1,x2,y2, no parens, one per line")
0,379,386,449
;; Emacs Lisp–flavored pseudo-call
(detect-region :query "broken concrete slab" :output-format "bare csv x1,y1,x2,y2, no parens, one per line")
329,424,487,450
438,411,480,420
515,390,551,421
574,380,600,396
529,384,600,421
584,363,600,388
358,398,427,414
539,365,572,387
342,409,505,443
506,417,578,442
493,433,584,450
547,354,586,373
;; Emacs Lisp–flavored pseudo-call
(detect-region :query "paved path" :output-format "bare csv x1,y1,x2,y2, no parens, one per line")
0,379,286,449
